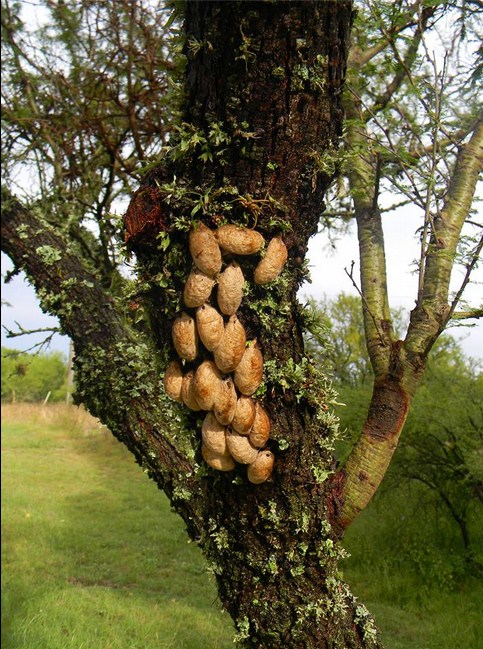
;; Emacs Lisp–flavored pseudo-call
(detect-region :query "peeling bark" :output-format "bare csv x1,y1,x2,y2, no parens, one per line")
333,376,411,533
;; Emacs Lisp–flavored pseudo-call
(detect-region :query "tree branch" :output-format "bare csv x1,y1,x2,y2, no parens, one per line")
2,322,60,354
3,323,61,338
364,6,433,118
447,232,483,321
1,189,206,530
344,261,387,347
451,309,483,320
343,92,395,377
405,119,483,358
349,0,425,67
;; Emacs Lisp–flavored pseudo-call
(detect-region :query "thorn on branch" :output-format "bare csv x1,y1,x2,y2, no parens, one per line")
3,267,21,283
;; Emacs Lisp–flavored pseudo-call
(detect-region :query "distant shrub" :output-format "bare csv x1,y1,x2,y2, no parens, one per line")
1,347,68,402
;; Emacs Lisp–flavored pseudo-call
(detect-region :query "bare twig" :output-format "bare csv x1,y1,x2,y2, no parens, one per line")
447,233,483,322
1,322,60,354
2,321,61,352
2,322,61,338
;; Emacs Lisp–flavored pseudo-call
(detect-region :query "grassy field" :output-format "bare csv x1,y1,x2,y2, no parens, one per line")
2,404,482,648
341,492,483,649
1,404,233,649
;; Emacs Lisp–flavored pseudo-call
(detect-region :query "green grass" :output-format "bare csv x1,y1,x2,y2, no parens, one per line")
2,404,482,648
1,404,234,649
341,484,483,649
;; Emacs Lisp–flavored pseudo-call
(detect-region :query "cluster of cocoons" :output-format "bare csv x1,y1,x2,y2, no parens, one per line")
163,222,288,484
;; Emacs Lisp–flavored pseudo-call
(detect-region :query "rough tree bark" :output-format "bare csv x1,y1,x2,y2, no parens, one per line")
2,2,386,647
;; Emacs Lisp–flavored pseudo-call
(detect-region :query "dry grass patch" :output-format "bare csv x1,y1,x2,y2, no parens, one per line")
1,403,103,436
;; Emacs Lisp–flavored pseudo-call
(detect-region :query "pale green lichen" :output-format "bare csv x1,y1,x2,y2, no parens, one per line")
295,512,310,534
210,527,230,551
266,555,279,575
17,224,29,239
257,500,280,525
233,616,251,643
311,465,333,484
172,486,192,501
36,245,62,265
354,604,378,644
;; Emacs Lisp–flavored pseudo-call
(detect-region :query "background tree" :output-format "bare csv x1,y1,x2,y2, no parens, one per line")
305,293,405,387
394,342,483,561
1,1,482,647
307,294,483,560
1,0,178,287
319,0,483,531
1,347,68,402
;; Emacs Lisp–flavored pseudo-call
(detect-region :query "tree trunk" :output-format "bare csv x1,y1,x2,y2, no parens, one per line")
2,2,386,646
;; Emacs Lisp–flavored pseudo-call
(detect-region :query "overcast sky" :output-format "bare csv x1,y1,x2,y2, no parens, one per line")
2,207,482,361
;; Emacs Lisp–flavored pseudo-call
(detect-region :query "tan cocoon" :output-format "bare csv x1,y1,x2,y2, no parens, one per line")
172,312,198,361
217,262,244,315
202,443,236,472
213,314,247,373
213,377,237,426
215,224,264,255
201,412,227,455
183,267,215,308
189,223,222,277
193,360,222,411
163,360,184,403
196,304,224,352
234,341,263,395
254,236,288,284
249,403,271,448
247,450,275,484
232,395,257,435
226,428,259,464
181,370,202,411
